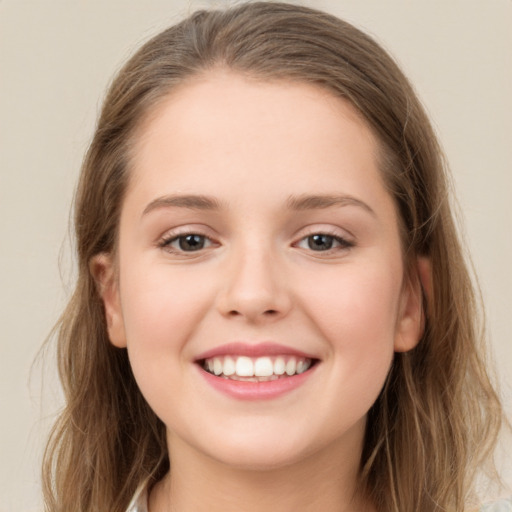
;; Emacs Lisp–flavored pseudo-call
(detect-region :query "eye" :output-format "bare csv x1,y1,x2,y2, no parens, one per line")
296,233,353,252
160,233,213,253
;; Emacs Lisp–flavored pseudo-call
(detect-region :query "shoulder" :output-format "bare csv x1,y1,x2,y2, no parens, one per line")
479,498,512,512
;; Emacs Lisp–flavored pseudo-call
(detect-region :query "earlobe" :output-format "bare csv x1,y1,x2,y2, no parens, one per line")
394,256,431,353
89,253,127,348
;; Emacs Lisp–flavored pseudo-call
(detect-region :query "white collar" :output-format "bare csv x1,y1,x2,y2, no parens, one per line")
126,481,149,512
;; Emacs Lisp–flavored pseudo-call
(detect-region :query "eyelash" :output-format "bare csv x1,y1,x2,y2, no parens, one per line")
294,232,354,253
158,230,354,255
158,232,216,254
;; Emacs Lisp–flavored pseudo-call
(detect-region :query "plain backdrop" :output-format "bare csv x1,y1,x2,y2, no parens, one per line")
1,1,511,510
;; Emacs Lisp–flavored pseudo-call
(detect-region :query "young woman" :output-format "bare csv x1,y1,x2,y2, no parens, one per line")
42,2,508,511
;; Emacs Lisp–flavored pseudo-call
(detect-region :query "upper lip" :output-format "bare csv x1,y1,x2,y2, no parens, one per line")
194,342,318,361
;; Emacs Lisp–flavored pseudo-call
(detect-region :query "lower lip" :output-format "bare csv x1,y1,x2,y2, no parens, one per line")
197,365,317,401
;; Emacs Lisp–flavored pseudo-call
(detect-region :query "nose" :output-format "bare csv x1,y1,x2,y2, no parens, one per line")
216,245,292,323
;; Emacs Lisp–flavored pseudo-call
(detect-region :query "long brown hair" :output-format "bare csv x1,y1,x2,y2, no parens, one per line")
43,2,503,511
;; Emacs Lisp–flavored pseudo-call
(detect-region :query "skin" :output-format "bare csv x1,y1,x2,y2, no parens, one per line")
92,71,423,512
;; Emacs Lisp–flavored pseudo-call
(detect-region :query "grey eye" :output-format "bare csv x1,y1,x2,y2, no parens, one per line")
307,234,336,251
295,233,353,253
160,232,216,254
177,234,206,251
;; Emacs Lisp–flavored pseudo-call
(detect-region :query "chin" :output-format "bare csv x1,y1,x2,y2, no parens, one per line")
189,424,329,472
207,443,310,472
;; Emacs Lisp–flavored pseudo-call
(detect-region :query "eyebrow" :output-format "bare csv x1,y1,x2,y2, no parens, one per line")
286,194,376,216
142,193,376,217
142,194,223,216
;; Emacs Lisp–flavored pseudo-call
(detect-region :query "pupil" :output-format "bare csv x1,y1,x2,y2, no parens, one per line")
308,234,333,251
179,235,204,251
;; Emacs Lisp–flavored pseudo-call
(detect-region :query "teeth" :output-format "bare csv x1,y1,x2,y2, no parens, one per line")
223,356,235,376
274,356,285,375
213,357,223,376
235,356,254,377
202,355,313,379
296,360,307,374
254,357,273,377
285,358,296,376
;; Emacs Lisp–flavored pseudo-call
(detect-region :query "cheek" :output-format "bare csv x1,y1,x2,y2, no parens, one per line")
120,259,208,334
118,259,215,385
118,262,216,421
296,259,402,397
299,260,402,342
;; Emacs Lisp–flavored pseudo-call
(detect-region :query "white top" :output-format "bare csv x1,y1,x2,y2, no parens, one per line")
480,499,512,512
125,485,512,512
126,483,148,512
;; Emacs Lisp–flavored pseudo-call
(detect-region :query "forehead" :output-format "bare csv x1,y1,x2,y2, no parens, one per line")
132,70,377,151
126,70,389,214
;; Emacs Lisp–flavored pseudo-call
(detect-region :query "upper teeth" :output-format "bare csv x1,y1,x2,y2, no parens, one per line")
203,356,312,378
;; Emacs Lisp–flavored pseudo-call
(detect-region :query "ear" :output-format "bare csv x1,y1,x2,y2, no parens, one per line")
394,256,431,352
89,253,127,348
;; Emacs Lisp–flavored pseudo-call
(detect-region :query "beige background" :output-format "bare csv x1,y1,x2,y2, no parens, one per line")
1,0,511,510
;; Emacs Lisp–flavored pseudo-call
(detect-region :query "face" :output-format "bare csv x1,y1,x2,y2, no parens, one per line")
94,71,422,471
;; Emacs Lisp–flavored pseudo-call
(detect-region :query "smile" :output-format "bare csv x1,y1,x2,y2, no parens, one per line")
195,343,320,400
202,355,314,381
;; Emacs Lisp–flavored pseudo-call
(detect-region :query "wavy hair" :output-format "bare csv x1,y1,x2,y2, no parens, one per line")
43,2,503,511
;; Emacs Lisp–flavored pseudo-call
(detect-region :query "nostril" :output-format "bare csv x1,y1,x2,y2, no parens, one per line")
264,309,278,315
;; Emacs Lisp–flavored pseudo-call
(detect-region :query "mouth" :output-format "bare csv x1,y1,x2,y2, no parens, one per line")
199,355,318,382
194,342,320,399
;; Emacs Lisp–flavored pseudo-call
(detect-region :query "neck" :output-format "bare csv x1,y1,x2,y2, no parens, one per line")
149,431,375,512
